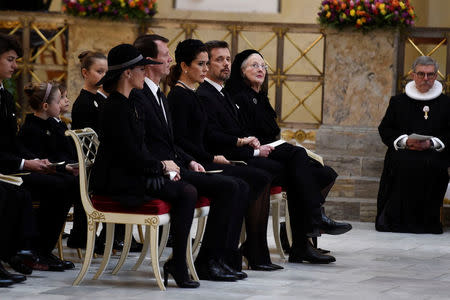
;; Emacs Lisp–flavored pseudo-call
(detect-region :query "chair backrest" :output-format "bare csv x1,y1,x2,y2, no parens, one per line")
65,128,100,215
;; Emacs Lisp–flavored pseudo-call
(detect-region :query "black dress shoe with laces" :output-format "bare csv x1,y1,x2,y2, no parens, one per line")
195,259,238,281
289,241,336,264
0,262,26,283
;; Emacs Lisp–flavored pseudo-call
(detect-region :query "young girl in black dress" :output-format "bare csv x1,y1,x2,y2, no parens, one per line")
72,51,107,132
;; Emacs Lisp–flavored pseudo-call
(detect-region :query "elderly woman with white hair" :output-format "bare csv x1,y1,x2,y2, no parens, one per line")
376,56,450,234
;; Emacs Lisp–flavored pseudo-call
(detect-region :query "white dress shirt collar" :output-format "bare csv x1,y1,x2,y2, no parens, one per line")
145,77,159,99
205,77,224,94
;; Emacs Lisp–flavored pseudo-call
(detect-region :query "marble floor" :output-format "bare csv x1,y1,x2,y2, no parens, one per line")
1,220,450,300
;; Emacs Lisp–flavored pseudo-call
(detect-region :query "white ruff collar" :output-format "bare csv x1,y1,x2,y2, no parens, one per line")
405,80,442,101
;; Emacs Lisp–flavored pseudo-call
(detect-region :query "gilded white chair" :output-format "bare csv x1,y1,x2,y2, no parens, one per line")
66,128,198,290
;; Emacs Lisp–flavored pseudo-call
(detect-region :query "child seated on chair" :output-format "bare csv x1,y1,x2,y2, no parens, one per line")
19,81,87,260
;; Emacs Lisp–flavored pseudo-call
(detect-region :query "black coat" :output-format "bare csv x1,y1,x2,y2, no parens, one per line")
131,84,194,168
48,118,77,162
232,86,280,145
0,89,34,173
90,91,164,204
71,89,105,133
197,81,254,160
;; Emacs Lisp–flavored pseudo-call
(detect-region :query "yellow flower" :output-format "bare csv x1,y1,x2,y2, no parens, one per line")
350,9,355,17
341,13,347,20
326,11,331,18
381,9,386,15
79,0,84,3
379,3,385,10
399,1,405,9
356,18,362,25
323,4,329,11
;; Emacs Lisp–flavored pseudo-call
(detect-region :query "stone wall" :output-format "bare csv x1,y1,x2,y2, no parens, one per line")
318,29,400,222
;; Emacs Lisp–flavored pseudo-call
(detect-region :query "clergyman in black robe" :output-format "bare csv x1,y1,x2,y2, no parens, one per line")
376,56,450,234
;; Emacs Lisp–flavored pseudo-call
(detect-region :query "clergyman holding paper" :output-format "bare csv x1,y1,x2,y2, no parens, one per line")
376,56,450,234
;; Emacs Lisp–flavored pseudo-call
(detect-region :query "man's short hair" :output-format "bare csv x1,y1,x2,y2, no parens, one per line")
204,40,229,58
412,56,439,73
0,33,22,57
133,34,169,59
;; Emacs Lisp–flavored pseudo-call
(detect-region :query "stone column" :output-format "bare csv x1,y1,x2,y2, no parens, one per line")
66,17,140,102
317,28,400,222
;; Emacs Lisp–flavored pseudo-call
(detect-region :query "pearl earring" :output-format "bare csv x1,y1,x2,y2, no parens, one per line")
184,70,187,74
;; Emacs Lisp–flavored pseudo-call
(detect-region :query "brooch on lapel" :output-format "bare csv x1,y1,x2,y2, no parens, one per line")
93,100,98,108
45,130,51,136
252,98,258,104
423,106,429,120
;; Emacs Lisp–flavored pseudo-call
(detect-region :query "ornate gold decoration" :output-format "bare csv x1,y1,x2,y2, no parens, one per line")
272,26,288,38
406,37,446,80
272,68,287,88
281,129,316,143
145,216,160,226
281,81,322,122
87,211,105,231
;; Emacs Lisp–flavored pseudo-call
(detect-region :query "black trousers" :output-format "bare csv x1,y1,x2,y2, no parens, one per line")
181,169,249,262
22,172,79,254
249,143,337,249
0,183,33,260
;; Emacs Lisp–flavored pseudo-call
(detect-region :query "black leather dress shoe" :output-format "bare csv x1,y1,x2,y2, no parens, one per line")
43,253,75,270
195,259,238,282
289,242,336,264
0,262,26,283
219,260,247,279
319,207,352,235
0,278,14,287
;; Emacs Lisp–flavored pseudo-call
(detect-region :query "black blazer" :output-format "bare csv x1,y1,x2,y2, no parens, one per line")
197,81,254,160
90,91,164,202
0,89,34,173
232,86,280,145
131,83,194,168
72,89,105,132
168,86,215,164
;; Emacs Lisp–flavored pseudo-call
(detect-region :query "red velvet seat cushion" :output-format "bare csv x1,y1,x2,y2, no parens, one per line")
91,195,210,215
91,195,171,215
196,196,210,208
270,186,283,195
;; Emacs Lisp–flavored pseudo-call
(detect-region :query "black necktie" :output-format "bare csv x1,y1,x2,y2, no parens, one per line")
156,88,168,124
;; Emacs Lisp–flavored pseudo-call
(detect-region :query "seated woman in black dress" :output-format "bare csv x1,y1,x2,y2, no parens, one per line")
90,44,199,288
167,39,281,271
225,49,352,263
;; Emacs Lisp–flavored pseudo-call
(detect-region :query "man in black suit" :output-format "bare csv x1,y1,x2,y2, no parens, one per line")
197,41,353,264
132,35,248,281
0,33,74,273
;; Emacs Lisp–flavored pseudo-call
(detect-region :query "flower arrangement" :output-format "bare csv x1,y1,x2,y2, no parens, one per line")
318,0,416,32
63,0,157,22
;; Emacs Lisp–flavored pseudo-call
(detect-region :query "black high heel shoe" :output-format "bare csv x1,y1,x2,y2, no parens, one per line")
241,245,283,271
163,260,200,288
